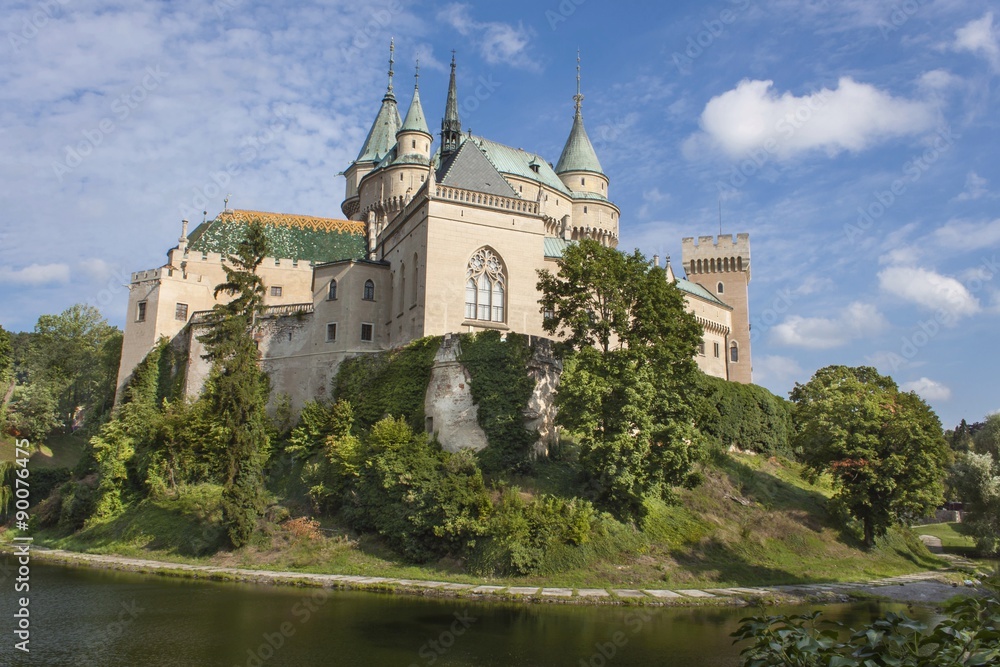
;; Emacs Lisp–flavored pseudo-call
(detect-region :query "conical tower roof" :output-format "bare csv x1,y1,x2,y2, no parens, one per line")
355,40,402,163
555,53,604,175
399,63,431,137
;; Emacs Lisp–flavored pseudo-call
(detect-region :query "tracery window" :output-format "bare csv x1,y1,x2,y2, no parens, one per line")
464,247,506,323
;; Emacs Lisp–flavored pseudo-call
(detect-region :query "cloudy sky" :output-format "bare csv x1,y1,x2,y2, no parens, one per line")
2,0,998,427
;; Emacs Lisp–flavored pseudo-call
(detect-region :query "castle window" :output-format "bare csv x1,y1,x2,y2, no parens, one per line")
363,279,375,301
326,322,338,342
328,279,338,300
412,139,416,149
400,173,404,181
464,247,506,323
412,253,419,305
360,322,374,342
584,206,588,213
271,286,283,297
717,282,724,294
714,342,720,358
175,303,188,321
730,342,739,363
399,263,405,313
136,301,147,322
698,341,705,356
581,177,585,185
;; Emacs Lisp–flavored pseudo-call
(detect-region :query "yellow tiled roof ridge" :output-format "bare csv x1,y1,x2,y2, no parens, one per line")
219,208,364,234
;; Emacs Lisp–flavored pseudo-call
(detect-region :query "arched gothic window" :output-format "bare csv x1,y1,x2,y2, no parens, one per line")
363,279,375,301
730,342,739,363
717,282,724,294
328,279,338,300
464,247,506,323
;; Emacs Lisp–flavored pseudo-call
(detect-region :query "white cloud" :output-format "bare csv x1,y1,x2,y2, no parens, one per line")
953,12,1000,71
878,266,980,319
956,171,989,201
438,3,536,69
918,69,958,91
0,263,71,285
900,377,952,401
754,354,804,385
772,302,888,349
932,218,1000,249
685,77,936,160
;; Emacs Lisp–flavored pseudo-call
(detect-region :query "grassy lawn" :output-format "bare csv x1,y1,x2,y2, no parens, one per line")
23,453,949,590
0,432,87,469
915,522,979,556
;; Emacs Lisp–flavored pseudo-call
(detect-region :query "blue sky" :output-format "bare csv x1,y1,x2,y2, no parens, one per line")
1,0,998,427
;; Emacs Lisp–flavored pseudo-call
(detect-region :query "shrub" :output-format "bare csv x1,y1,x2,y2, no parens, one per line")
692,373,793,456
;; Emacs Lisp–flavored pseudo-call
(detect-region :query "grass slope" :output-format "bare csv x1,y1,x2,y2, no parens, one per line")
915,522,979,556
1,433,87,469
23,452,946,589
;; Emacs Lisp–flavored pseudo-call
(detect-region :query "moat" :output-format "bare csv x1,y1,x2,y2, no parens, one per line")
1,556,936,667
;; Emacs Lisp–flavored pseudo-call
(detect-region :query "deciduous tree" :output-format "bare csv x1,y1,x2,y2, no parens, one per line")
790,365,949,547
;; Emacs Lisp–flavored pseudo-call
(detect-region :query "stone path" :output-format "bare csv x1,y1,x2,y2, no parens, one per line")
19,547,967,606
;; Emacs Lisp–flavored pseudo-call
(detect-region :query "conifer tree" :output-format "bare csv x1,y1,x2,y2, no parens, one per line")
199,222,272,547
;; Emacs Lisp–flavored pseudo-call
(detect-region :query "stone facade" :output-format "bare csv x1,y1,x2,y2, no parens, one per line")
115,48,753,417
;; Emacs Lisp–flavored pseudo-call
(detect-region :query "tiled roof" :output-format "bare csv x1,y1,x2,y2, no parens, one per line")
437,140,519,198
676,278,731,308
467,136,572,196
187,209,366,263
543,236,570,258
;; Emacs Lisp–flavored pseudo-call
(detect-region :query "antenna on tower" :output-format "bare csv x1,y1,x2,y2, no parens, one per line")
718,199,722,236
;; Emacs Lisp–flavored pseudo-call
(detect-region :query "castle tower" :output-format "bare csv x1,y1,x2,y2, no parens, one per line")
682,234,752,383
440,53,461,158
555,52,609,198
342,40,402,219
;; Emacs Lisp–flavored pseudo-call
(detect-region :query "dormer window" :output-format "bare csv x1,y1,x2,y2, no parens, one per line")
530,163,540,174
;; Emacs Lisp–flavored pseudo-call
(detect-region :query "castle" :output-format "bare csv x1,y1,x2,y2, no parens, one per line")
116,45,753,422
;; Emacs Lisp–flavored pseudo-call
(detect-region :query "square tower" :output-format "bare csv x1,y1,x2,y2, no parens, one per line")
682,234,752,384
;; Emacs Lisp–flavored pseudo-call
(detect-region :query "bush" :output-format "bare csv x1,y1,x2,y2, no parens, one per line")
692,373,793,456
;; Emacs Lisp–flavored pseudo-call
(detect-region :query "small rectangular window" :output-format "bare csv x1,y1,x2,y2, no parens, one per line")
584,206,588,213
714,342,720,358
175,303,188,321
361,323,374,342
326,322,337,342
136,301,147,322
270,286,282,297
698,341,705,356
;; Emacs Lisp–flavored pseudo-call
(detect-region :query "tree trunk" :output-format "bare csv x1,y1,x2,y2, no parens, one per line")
864,516,875,549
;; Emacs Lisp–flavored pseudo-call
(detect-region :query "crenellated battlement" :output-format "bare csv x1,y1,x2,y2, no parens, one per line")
681,233,750,277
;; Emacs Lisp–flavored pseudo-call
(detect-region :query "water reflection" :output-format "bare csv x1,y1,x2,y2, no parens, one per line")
0,557,934,667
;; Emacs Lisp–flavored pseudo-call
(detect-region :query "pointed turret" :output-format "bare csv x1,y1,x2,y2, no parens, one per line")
440,52,462,158
399,62,432,138
555,52,604,177
354,39,403,163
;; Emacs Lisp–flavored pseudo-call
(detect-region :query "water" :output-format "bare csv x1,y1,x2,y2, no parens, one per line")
0,557,934,667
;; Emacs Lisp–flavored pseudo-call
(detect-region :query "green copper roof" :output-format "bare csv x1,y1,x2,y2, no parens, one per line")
399,84,431,137
468,135,572,196
555,112,604,175
187,209,366,264
543,237,570,258
355,94,402,163
676,278,731,308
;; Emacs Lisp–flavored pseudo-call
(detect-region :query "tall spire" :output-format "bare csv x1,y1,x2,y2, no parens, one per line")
556,50,604,176
354,39,402,163
441,50,462,157
573,49,583,117
385,38,396,101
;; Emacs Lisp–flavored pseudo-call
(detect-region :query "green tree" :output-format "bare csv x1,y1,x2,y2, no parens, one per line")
198,221,272,548
950,450,1000,555
26,304,121,430
5,382,60,440
973,413,1000,460
537,239,703,522
790,366,949,547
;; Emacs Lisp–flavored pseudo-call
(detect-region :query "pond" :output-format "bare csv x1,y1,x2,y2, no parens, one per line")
0,557,936,667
